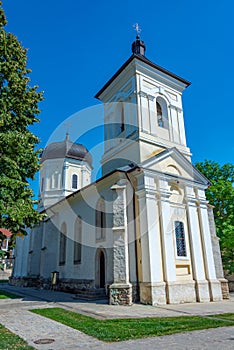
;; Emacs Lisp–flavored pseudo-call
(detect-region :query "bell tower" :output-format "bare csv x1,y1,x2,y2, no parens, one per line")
95,32,191,176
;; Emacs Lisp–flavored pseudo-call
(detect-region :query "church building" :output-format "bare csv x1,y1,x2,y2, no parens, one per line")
11,34,229,305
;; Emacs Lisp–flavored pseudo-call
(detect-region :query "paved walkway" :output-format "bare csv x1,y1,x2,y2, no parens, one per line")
0,284,234,349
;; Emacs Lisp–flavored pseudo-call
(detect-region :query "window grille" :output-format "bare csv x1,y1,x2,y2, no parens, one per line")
175,221,187,257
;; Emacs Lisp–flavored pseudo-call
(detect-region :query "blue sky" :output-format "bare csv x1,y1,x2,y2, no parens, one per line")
3,0,234,192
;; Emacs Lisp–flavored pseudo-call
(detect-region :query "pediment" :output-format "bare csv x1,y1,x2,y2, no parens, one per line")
141,147,209,185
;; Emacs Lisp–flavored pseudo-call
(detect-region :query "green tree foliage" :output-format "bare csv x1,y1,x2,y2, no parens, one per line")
196,160,234,274
0,2,44,238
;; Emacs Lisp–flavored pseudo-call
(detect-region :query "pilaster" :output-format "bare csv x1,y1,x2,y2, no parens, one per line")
109,180,132,305
185,185,210,302
197,194,222,301
136,173,166,305
157,178,179,303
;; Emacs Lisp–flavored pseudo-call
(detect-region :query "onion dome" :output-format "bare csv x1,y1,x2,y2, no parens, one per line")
40,133,92,167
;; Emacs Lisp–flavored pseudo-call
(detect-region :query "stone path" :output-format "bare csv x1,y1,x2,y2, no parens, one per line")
0,284,234,349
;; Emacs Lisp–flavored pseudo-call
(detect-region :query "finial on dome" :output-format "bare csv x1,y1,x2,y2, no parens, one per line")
132,23,146,56
64,121,71,141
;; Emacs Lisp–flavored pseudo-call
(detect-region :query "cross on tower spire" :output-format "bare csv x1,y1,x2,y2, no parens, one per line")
133,23,141,38
132,23,146,56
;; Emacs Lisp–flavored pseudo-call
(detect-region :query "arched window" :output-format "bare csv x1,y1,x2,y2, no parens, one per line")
72,174,78,189
157,102,163,127
54,171,59,188
74,216,82,264
59,222,67,265
50,171,59,189
115,102,125,135
120,104,125,133
174,221,187,257
96,198,106,241
156,97,169,129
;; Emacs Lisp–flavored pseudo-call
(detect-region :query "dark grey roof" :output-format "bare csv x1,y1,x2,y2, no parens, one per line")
95,53,191,99
41,135,92,166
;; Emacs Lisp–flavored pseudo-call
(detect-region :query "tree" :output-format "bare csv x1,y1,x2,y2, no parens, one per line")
0,2,44,239
196,160,234,274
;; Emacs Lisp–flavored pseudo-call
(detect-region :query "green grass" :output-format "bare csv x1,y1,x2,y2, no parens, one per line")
0,280,9,283
0,290,21,299
209,313,234,321
30,307,234,342
0,324,34,350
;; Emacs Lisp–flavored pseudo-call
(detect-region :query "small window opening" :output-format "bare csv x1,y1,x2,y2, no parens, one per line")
72,174,78,189
157,102,164,127
175,221,187,257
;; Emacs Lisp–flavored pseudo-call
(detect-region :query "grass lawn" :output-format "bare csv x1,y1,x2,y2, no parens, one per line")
31,307,234,342
0,324,34,350
0,290,21,299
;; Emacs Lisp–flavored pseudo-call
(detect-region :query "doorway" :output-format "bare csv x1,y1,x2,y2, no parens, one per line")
99,251,105,288
95,249,106,288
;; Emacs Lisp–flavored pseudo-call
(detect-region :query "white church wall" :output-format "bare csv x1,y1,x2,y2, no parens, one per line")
39,217,59,279
13,234,30,277
102,140,140,175
28,225,43,278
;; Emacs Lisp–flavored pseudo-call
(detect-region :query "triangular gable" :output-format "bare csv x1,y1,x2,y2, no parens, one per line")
141,147,210,186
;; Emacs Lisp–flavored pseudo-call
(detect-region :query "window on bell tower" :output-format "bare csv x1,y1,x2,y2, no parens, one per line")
157,102,163,127
120,104,125,133
115,102,125,135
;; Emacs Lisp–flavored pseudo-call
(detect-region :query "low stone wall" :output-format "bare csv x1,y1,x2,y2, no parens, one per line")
9,276,40,288
9,276,108,299
10,276,138,304
220,280,230,299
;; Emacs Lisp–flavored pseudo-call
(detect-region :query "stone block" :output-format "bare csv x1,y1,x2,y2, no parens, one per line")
140,282,166,305
195,280,210,302
208,279,222,301
109,283,132,305
219,278,230,299
166,281,196,304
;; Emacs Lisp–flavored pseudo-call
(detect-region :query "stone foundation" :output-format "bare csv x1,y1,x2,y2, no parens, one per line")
166,281,196,304
140,282,166,305
109,283,132,305
9,276,40,288
208,279,222,301
195,280,210,302
9,276,107,299
219,278,230,299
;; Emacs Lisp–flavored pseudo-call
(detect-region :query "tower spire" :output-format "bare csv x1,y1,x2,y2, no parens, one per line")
132,23,146,56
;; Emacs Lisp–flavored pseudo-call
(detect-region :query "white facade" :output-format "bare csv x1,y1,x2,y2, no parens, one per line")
12,37,227,305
